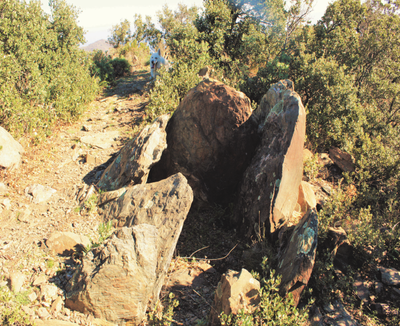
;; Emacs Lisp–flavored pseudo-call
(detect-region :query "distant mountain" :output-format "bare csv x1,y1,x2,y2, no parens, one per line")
81,39,112,52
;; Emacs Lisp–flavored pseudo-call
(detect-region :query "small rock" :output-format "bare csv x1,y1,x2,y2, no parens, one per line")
7,272,26,293
323,300,360,325
82,125,91,132
379,266,400,287
373,302,391,316
0,126,25,169
28,291,38,302
21,305,35,316
46,231,91,256
374,281,384,295
209,269,260,326
389,287,400,301
17,207,32,223
80,130,120,149
303,149,314,163
25,184,57,204
353,279,370,302
85,154,100,165
37,306,51,319
322,185,332,195
40,284,59,303
0,182,8,194
51,296,64,314
319,153,333,166
33,274,48,286
1,198,11,210
329,147,355,172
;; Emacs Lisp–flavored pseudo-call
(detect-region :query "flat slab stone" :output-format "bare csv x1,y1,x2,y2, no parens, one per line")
80,130,120,149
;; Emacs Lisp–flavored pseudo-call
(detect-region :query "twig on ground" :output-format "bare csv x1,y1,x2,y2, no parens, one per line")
180,243,239,262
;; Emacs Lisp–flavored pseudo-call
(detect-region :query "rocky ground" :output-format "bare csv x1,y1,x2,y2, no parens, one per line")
1,69,399,326
0,70,234,325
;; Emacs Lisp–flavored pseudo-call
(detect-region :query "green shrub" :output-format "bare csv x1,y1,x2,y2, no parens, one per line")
0,286,33,326
110,57,131,79
90,50,114,85
0,0,99,140
219,258,311,325
147,292,179,326
146,25,214,120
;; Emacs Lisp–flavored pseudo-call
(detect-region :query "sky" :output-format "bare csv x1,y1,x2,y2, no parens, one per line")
39,0,332,46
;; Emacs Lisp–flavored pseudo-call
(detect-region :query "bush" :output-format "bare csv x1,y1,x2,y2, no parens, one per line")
111,57,131,79
0,0,99,140
146,25,214,120
219,258,311,325
90,51,114,85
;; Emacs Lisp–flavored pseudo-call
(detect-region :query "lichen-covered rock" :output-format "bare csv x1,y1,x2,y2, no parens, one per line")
101,173,193,306
65,225,158,324
236,80,306,235
277,209,318,306
97,114,169,191
252,79,294,128
150,79,258,204
209,269,260,326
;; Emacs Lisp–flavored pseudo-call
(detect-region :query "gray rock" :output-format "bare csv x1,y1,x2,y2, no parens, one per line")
0,126,24,170
40,284,59,303
101,173,193,306
353,279,370,302
65,224,158,325
97,114,169,191
379,266,400,287
25,184,56,204
323,300,360,325
17,207,32,223
236,80,306,236
7,272,26,293
0,182,8,194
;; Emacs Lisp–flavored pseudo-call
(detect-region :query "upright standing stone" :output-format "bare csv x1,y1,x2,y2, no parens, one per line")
236,80,306,236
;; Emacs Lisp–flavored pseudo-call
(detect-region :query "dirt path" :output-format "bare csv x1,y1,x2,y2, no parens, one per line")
0,70,228,325
0,70,155,324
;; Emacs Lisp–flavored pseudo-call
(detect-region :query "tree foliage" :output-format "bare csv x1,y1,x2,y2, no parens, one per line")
108,19,131,48
0,0,99,139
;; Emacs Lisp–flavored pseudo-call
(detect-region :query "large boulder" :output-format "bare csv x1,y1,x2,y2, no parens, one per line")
0,126,24,170
65,225,158,324
100,172,193,305
235,80,306,235
276,209,318,306
97,114,169,191
150,79,258,203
